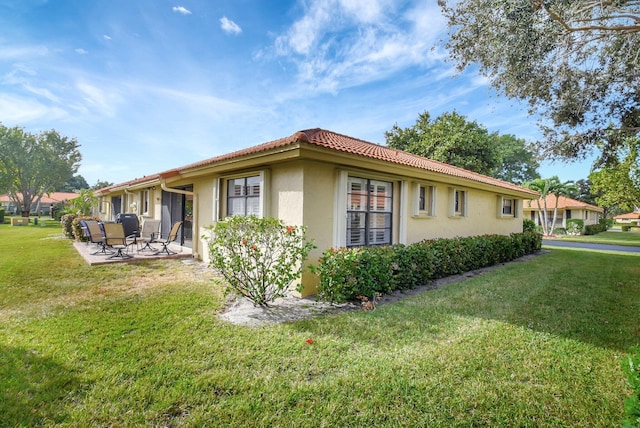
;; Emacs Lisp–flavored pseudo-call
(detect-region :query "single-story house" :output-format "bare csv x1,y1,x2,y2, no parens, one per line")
522,194,603,229
613,212,640,223
0,192,80,215
96,128,538,296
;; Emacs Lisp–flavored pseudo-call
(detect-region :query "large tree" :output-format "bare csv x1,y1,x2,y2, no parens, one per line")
438,0,640,161
589,139,640,213
385,111,499,176
492,134,540,184
0,124,81,216
385,111,539,182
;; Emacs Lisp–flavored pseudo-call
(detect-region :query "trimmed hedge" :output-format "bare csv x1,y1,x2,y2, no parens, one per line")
585,222,608,235
313,232,542,303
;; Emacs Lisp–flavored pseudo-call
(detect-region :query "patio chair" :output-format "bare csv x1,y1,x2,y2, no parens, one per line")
137,219,161,252
153,221,183,256
86,220,112,256
102,223,135,260
79,219,91,244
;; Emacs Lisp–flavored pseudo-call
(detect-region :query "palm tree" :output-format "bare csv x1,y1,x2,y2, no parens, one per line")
525,176,578,235
548,178,577,233
524,178,553,235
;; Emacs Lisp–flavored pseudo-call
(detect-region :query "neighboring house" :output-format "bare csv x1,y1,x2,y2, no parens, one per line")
0,192,79,215
96,128,538,296
614,212,640,223
522,194,603,229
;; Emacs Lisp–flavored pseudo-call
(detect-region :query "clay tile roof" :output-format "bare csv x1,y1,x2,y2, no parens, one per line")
614,212,640,219
173,128,537,195
525,194,603,212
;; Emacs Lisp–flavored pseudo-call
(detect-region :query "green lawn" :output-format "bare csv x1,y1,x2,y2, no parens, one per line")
1,223,638,426
549,230,640,247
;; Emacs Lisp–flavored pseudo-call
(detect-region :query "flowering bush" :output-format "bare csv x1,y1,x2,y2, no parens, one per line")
60,213,77,239
205,216,315,306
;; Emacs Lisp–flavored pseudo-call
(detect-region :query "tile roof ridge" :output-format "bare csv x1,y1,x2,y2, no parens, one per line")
298,128,535,194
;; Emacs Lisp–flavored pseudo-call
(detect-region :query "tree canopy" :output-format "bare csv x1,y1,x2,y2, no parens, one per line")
385,111,539,183
57,175,89,192
0,124,81,216
438,0,640,161
589,138,640,213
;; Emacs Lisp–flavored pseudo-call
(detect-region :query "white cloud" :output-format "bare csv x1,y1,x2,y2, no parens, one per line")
76,82,122,117
172,6,191,15
0,94,68,124
0,44,48,60
75,48,88,55
271,0,447,95
220,17,242,35
103,35,112,40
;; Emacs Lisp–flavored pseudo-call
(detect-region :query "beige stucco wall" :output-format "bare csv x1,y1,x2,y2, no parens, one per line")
404,186,522,242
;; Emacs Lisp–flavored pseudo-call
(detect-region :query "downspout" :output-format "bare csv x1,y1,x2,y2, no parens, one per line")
160,181,199,259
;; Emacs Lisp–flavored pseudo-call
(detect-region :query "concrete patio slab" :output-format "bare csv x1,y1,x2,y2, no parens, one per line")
73,240,193,265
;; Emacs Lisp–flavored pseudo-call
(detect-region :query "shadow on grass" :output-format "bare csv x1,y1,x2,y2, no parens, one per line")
0,346,82,426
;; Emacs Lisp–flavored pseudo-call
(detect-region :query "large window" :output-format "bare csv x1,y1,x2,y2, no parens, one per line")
227,175,261,216
346,177,393,246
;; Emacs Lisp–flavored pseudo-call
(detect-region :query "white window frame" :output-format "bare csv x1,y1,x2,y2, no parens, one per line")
140,189,150,216
346,176,393,247
220,170,269,219
412,182,436,218
498,196,519,218
449,187,467,217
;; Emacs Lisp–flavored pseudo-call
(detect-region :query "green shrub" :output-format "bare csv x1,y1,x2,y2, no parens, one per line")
622,225,632,232
0,209,4,224
314,232,542,303
60,213,77,239
585,223,608,235
522,218,537,233
205,216,315,306
623,346,640,428
566,219,584,235
552,227,567,235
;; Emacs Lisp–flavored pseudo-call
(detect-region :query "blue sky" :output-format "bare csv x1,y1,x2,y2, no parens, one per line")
0,0,594,187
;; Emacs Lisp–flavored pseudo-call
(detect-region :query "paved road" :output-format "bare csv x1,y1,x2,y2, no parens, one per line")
542,239,640,253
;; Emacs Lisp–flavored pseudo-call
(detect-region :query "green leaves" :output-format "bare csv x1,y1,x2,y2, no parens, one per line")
205,216,315,306
385,111,539,183
0,123,81,215
314,233,542,303
438,0,640,160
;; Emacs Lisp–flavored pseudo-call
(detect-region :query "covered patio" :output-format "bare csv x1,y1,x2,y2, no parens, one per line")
73,240,193,266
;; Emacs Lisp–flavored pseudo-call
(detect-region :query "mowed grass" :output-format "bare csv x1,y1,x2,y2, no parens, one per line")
1,223,639,426
551,229,640,246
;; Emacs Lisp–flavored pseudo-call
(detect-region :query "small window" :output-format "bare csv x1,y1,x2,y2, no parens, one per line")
502,198,514,216
414,184,435,217
227,175,261,217
584,211,589,220
451,189,466,217
140,190,150,215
